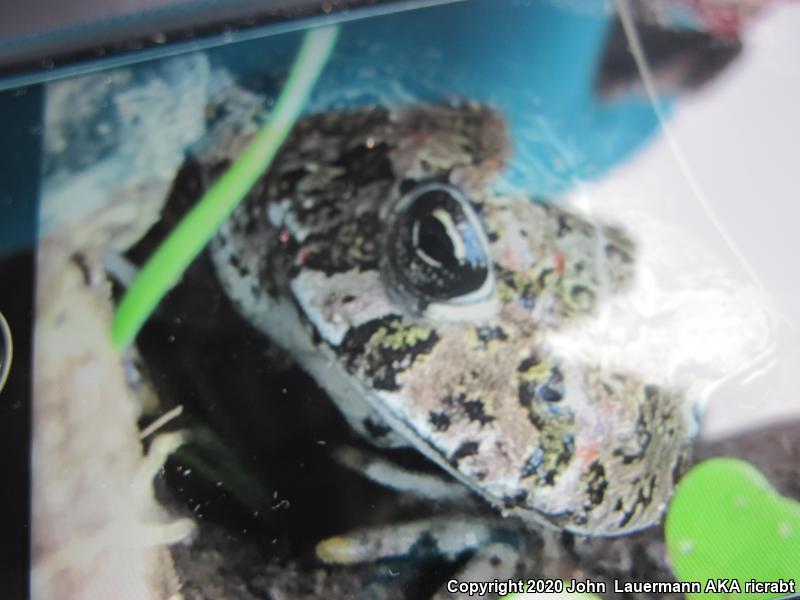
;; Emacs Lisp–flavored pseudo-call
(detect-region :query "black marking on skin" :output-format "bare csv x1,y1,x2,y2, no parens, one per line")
283,292,328,349
516,355,541,375
333,142,394,187
545,436,575,485
518,361,565,407
408,531,442,560
518,382,536,408
228,253,250,278
521,449,543,479
618,474,658,528
244,209,262,238
644,384,659,402
70,253,92,285
429,411,451,432
228,193,259,237
490,555,502,567
449,440,480,466
560,531,577,557
474,325,508,347
289,194,342,226
672,452,686,486
605,241,634,264
273,235,301,294
496,266,537,309
300,212,382,276
363,417,392,440
572,513,588,526
502,490,528,509
520,426,575,486
308,319,324,348
469,199,487,216
614,413,652,465
557,214,574,236
615,385,661,465
536,268,558,290
338,316,440,391
554,211,592,239
583,461,608,510
458,397,495,427
541,367,565,403
399,178,418,195
569,285,595,312
338,317,394,371
276,167,309,194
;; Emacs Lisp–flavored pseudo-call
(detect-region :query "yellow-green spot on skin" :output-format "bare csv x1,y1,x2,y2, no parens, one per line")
497,280,518,303
371,322,432,352
518,356,552,383
463,326,505,350
665,458,800,599
497,271,532,304
540,268,560,290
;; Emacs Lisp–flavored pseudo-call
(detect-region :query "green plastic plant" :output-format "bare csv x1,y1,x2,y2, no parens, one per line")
111,25,339,350
665,457,800,599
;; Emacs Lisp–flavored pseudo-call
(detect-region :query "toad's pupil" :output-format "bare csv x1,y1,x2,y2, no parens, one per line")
415,214,456,266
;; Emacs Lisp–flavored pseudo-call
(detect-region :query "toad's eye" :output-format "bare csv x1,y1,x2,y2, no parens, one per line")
383,183,496,318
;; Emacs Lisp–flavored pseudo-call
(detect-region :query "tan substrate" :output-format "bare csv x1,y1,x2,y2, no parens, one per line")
31,239,193,599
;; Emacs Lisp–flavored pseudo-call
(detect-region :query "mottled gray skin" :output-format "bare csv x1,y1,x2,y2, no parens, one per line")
208,103,695,536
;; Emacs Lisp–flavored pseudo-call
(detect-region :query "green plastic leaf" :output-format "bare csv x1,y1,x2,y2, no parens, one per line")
665,457,800,599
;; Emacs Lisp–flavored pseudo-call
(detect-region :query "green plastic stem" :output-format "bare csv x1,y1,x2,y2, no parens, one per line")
112,26,339,349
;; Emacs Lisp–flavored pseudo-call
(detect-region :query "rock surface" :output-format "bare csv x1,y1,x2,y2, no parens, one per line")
40,53,209,253
31,54,209,599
